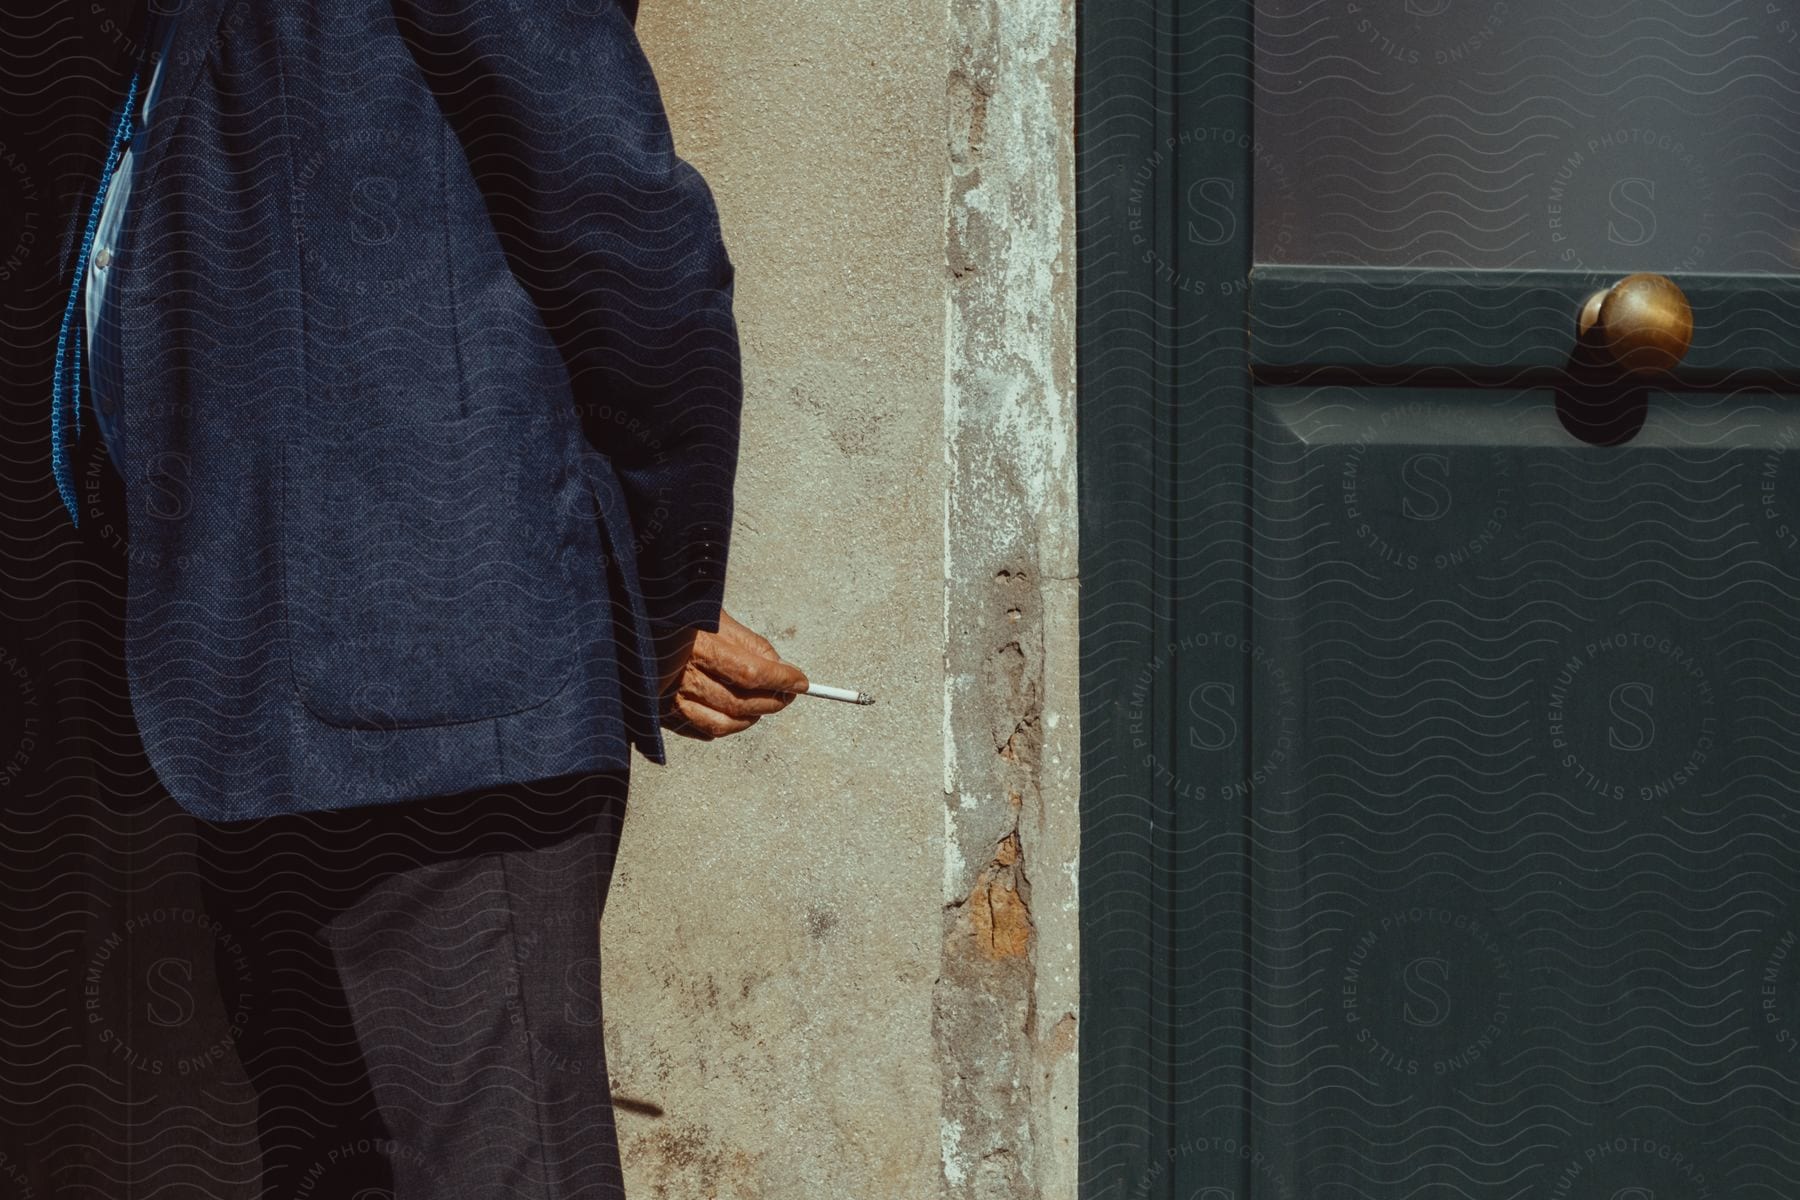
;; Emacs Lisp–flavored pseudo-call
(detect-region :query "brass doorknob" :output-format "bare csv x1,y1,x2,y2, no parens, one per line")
1577,273,1694,374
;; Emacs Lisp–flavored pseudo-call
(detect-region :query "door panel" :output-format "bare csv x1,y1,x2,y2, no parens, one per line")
1252,0,1800,273
1079,2,1800,1197
1247,383,1800,1191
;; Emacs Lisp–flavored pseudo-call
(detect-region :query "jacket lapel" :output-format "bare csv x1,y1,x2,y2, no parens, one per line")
131,0,233,196
52,0,138,281
51,0,231,284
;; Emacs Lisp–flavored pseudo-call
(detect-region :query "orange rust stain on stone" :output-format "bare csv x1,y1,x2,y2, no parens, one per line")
967,831,1033,958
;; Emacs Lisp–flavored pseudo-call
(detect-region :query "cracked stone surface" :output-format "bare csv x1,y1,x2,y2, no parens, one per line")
597,3,1078,1198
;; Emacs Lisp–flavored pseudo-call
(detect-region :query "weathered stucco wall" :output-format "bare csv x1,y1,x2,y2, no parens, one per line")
605,3,1077,1196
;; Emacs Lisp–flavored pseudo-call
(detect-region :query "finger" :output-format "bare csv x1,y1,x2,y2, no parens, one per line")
660,709,714,741
693,636,810,694
670,692,759,738
679,666,797,719
705,655,809,696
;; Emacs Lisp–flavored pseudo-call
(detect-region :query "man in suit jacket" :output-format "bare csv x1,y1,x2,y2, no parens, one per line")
54,0,810,1193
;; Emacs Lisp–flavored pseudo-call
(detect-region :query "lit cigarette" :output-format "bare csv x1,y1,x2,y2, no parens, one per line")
804,683,875,705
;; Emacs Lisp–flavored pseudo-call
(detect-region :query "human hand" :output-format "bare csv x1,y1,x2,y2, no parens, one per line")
655,610,810,741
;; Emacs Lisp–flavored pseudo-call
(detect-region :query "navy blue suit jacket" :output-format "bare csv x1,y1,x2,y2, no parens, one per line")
63,0,741,820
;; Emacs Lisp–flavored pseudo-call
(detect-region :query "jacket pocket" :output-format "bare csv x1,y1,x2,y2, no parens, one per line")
281,410,584,728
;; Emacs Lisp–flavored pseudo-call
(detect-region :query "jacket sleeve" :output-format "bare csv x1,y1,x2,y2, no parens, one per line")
389,0,737,643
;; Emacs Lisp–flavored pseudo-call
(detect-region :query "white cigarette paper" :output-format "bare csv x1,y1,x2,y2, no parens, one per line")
804,683,875,705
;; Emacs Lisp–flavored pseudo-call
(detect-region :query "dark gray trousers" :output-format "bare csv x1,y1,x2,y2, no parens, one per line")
188,769,631,1200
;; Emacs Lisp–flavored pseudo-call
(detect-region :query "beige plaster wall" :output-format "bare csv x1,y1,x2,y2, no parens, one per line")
602,3,1077,1197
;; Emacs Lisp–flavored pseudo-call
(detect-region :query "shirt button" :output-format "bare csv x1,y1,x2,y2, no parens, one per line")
94,247,113,269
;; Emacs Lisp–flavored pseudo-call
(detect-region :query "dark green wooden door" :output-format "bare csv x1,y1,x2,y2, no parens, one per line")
1079,3,1800,1197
